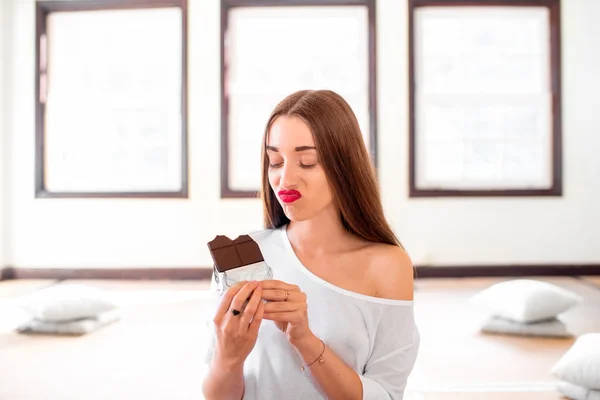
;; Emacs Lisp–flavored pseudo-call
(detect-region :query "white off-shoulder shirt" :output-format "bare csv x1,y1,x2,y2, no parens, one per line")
204,225,420,400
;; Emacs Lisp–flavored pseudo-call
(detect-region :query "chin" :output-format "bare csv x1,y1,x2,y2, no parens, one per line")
281,205,312,222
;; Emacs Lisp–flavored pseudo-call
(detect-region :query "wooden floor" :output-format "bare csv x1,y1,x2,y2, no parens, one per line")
408,276,600,399
0,276,598,400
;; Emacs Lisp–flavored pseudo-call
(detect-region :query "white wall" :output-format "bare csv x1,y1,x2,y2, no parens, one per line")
0,0,13,269
4,0,600,269
9,0,264,269
0,0,5,268
384,0,600,265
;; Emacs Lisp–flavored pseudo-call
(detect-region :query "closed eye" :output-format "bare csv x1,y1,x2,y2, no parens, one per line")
268,162,317,169
300,163,317,169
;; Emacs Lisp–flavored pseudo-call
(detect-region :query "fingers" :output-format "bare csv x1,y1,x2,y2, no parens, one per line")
264,300,301,313
263,301,307,323
258,280,300,292
261,289,306,303
263,311,304,323
248,300,265,336
229,281,260,314
214,281,248,322
239,285,262,329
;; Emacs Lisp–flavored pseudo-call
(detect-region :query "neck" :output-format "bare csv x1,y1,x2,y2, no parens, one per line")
286,206,352,256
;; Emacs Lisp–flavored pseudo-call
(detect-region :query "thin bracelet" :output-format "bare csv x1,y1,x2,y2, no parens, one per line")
301,339,326,372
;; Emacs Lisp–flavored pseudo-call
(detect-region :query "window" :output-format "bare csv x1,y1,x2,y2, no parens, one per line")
409,0,562,197
35,0,188,198
221,0,377,198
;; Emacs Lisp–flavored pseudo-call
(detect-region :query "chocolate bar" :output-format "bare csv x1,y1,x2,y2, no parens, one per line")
208,234,265,273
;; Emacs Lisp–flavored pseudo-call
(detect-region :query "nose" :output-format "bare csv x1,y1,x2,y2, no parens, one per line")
279,162,299,189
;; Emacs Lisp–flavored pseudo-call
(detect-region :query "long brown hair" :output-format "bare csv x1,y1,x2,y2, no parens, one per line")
260,90,403,248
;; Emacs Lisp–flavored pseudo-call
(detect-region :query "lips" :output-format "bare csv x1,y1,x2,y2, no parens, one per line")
278,190,302,204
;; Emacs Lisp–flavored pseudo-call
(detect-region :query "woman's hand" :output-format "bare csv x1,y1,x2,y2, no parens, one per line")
212,281,264,368
259,280,310,345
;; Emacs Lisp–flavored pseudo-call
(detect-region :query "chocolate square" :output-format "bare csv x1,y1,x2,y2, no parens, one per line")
208,234,265,273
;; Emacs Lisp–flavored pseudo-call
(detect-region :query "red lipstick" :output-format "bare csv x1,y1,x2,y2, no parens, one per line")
278,190,302,204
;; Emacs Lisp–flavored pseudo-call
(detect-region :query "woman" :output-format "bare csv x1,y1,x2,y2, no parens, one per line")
203,90,419,400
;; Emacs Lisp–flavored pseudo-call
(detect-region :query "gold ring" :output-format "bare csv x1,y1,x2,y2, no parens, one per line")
284,291,289,301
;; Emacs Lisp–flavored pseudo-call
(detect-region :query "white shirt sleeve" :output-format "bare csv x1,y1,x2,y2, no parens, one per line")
358,305,420,400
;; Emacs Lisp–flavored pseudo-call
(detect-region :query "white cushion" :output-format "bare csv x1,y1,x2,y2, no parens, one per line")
469,279,582,323
16,309,120,335
557,381,600,400
552,333,600,390
481,316,572,338
17,284,118,322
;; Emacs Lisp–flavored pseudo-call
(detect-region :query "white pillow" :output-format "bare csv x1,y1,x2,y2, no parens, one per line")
17,309,120,335
557,381,600,400
551,333,600,390
17,284,118,322
469,279,582,323
481,316,572,338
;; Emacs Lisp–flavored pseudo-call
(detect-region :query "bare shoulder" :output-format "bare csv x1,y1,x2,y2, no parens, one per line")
366,243,414,301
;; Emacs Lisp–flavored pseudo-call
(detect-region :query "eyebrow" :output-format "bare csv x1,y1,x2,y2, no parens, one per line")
266,146,316,152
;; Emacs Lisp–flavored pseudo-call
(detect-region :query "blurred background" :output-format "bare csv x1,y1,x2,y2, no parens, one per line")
0,0,599,399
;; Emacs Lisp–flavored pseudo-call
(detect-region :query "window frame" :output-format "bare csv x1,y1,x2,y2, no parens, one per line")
34,0,189,199
220,0,378,198
408,0,562,197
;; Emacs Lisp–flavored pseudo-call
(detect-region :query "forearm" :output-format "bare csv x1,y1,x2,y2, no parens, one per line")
292,333,362,400
202,356,245,400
